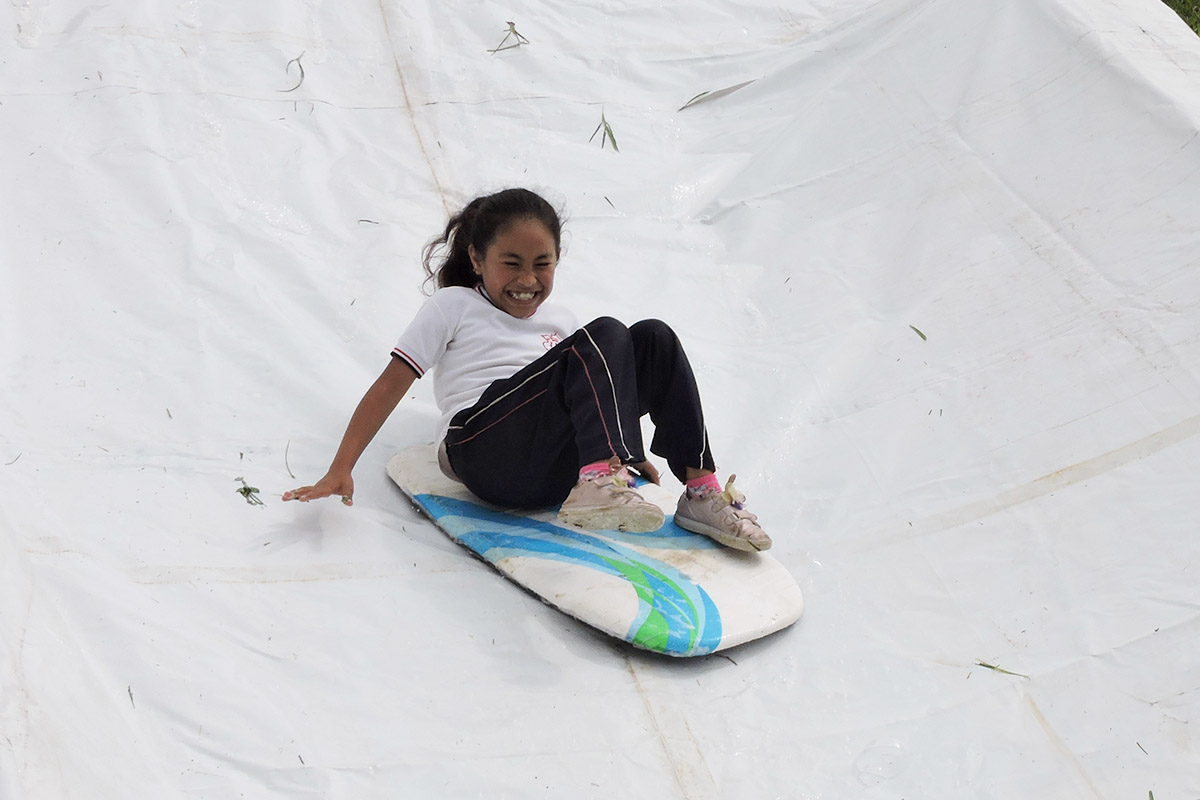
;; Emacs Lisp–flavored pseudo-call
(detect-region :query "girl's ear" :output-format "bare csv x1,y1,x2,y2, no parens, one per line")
468,245,483,274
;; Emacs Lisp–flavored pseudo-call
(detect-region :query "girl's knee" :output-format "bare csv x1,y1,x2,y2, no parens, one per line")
630,318,678,347
584,317,683,355
582,316,632,346
584,315,627,333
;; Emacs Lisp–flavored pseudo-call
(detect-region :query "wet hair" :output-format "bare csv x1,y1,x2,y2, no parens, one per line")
422,188,563,292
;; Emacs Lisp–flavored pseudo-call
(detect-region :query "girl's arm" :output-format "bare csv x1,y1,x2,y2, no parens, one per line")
283,358,419,505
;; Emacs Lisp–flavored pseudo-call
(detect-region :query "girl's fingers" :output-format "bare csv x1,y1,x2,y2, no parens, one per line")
284,486,351,504
629,460,661,485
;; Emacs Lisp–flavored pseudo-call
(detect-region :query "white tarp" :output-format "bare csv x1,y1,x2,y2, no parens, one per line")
3,0,1199,796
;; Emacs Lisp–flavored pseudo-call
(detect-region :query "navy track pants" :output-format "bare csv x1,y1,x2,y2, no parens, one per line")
443,317,716,507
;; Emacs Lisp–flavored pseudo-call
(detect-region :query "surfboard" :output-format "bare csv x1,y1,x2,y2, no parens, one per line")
386,445,804,657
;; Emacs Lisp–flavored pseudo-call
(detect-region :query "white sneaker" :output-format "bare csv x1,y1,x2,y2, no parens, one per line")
674,475,772,551
558,468,665,533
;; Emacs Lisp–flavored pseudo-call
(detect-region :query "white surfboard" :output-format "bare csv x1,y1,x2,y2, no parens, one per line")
386,445,803,657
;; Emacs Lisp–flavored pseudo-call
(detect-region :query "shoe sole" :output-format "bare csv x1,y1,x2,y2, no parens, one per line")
559,504,665,533
674,515,772,552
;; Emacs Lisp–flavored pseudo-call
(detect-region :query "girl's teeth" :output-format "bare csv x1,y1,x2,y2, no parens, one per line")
509,292,535,300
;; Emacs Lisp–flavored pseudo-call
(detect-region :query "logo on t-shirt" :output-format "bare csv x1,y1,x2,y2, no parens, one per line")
542,333,562,350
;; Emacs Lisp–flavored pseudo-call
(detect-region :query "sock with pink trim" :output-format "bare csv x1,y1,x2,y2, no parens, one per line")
684,473,721,497
579,461,613,481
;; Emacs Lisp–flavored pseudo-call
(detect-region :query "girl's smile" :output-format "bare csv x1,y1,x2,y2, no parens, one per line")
470,217,558,318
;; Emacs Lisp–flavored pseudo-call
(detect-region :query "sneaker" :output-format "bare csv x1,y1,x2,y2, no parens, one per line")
674,475,772,551
558,467,666,533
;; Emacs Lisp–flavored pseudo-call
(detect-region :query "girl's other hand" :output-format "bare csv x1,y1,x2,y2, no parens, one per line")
629,460,661,485
283,472,355,505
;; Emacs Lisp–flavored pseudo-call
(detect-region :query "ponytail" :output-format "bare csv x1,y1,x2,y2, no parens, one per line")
422,188,562,292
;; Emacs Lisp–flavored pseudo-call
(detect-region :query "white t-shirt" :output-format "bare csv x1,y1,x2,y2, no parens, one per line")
392,285,579,440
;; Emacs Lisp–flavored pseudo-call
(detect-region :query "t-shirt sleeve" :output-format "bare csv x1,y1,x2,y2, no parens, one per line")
391,292,455,378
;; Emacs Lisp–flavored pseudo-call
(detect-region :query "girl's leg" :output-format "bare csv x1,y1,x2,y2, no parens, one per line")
444,317,649,507
628,320,771,551
629,319,717,482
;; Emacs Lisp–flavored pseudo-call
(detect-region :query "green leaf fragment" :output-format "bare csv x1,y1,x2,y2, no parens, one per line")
975,660,1029,679
589,110,619,151
235,476,265,506
488,21,529,53
677,80,757,111
910,325,927,340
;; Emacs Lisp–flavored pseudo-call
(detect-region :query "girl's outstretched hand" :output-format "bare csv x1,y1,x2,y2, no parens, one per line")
283,472,355,506
629,460,661,485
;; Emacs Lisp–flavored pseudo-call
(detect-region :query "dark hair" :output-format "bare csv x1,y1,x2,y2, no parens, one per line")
422,188,563,292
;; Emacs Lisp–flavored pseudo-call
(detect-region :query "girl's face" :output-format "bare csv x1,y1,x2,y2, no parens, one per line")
470,217,559,318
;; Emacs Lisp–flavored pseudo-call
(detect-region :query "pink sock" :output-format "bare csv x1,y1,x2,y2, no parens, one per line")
580,461,612,480
685,474,721,496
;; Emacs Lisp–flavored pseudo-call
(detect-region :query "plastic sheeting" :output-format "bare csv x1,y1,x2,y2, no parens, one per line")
3,0,1199,796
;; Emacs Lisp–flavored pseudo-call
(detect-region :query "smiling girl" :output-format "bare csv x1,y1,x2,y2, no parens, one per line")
284,188,770,551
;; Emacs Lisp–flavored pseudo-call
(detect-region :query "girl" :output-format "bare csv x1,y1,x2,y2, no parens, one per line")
283,188,770,552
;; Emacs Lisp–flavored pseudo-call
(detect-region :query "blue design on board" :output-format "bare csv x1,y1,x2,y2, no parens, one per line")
573,520,721,551
415,493,723,656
